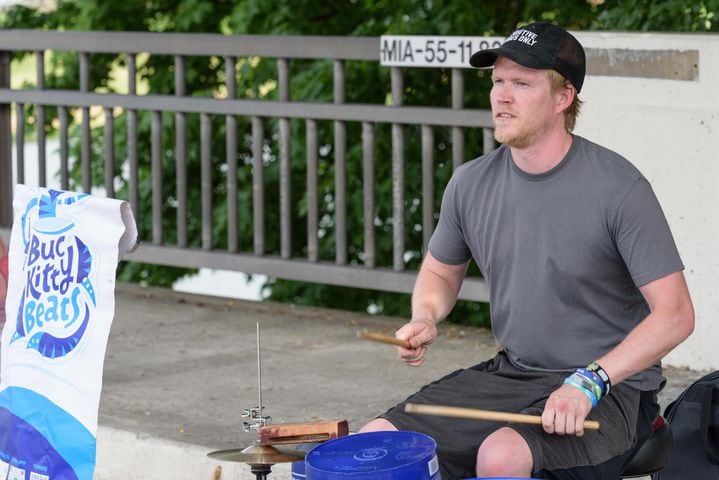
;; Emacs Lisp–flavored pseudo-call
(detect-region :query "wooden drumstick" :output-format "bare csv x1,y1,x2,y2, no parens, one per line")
356,331,411,349
405,403,600,430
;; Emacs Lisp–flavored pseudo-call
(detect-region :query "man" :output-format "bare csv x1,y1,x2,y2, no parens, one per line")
360,21,694,480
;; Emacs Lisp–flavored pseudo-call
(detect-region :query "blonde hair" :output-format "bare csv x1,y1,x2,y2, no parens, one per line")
548,69,582,132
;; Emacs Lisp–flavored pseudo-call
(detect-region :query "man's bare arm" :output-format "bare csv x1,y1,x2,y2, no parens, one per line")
394,252,469,366
597,270,694,385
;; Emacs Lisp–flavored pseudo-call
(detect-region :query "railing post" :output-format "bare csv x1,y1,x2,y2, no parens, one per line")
451,68,465,170
80,52,91,193
103,107,115,197
483,128,496,155
58,106,69,190
175,55,188,248
0,51,11,228
15,104,24,186
151,111,163,245
127,53,139,219
225,55,238,253
334,60,347,265
200,112,213,251
362,122,375,268
391,66,405,272
421,125,434,253
306,119,318,262
277,58,292,259
252,116,265,256
35,50,46,187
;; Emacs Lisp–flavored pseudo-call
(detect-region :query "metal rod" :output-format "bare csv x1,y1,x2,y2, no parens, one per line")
306,119,318,262
0,89,495,128
201,112,212,250
59,106,68,190
0,50,11,228
421,124,434,252
256,322,262,415
483,127,496,155
250,465,271,480
81,106,91,193
225,55,238,253
175,111,187,247
80,52,91,193
452,68,465,169
279,117,292,259
36,50,46,188
334,60,347,265
175,55,187,248
278,58,292,259
252,116,264,255
151,110,163,244
362,122,375,268
391,67,405,272
226,114,238,252
127,53,138,218
127,109,138,217
104,107,115,197
15,103,24,185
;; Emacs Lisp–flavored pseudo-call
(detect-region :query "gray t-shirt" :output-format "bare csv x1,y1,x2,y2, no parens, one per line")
429,135,683,390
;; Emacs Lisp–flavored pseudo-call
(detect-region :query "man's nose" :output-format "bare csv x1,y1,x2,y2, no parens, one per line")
492,85,511,103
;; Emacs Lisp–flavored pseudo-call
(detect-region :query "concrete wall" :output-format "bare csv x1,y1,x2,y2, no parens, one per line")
573,31,718,371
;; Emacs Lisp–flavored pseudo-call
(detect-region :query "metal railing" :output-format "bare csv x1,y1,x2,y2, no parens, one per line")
0,30,491,301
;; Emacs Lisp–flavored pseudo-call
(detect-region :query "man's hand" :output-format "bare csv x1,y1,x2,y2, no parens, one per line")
541,383,593,436
394,318,437,367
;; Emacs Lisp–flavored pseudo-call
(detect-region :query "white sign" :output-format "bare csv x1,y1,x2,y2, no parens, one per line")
380,35,505,68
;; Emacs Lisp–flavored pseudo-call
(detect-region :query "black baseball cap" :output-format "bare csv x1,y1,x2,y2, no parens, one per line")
470,22,586,93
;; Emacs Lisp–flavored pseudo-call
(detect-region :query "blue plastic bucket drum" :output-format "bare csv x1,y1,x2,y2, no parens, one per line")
291,442,320,479
304,431,441,479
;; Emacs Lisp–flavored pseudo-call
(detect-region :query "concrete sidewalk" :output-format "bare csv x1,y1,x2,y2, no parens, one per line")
96,283,506,479
4,282,705,480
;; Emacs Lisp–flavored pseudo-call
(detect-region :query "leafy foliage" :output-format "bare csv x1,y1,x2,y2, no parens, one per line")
593,0,718,32
1,0,716,327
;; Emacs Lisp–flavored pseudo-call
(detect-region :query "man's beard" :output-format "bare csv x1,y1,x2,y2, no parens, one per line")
494,125,535,149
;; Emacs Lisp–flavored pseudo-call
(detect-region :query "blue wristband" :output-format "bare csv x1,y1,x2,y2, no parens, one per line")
564,377,598,408
573,371,603,401
577,368,605,392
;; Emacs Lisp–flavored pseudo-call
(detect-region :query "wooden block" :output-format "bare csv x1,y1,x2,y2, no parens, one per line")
259,419,349,445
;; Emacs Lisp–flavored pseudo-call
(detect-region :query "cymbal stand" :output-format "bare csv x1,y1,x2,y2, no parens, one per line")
243,322,272,433
248,463,272,480
243,322,273,479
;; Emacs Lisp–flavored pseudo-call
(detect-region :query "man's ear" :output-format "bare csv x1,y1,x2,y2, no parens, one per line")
555,85,575,114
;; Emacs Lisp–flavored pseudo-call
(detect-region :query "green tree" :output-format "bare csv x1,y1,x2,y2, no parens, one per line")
593,0,717,32
1,0,716,326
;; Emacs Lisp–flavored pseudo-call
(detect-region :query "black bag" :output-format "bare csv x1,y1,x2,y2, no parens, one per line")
654,371,719,479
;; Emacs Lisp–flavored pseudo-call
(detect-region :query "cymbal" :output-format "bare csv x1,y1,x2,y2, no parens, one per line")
207,444,304,465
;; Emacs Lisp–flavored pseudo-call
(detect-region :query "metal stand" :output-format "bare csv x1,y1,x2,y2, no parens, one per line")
245,323,273,479
208,323,303,479
249,463,272,480
243,323,272,433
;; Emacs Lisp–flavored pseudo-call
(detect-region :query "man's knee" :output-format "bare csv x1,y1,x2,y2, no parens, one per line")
476,427,533,477
358,418,397,433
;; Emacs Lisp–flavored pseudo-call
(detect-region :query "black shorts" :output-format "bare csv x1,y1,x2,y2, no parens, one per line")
380,352,659,480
